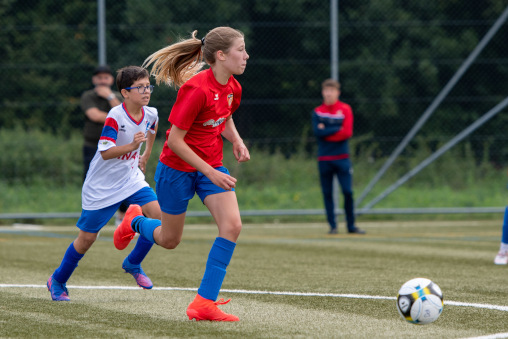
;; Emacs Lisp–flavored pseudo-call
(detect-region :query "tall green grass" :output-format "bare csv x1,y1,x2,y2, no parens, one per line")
1,128,507,220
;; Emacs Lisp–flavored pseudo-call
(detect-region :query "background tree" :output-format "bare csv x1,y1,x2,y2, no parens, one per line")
1,0,506,161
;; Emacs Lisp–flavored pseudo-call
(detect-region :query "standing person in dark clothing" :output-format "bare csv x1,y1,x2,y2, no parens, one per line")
80,65,122,179
311,79,365,235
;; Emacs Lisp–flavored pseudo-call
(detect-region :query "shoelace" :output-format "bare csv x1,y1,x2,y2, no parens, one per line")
214,298,231,306
121,233,135,240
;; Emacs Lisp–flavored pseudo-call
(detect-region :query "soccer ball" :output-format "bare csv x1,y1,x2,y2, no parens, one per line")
396,278,443,325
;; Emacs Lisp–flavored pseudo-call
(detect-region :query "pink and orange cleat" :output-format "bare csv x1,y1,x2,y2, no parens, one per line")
186,294,239,321
113,204,143,250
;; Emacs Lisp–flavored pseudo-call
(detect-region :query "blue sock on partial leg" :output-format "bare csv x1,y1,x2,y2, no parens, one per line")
126,235,154,265
52,242,84,284
197,237,236,301
131,216,160,244
501,207,508,249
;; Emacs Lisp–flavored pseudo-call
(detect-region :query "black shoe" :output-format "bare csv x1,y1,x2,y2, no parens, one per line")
328,228,338,234
348,227,366,234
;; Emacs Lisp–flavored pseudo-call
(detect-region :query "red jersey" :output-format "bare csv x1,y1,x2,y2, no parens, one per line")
314,100,353,142
159,68,242,172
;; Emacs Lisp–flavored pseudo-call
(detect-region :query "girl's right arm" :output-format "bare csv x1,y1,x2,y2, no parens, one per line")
167,125,237,190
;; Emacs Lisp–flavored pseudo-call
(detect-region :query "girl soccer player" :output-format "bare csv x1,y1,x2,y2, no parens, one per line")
114,27,250,321
47,66,161,301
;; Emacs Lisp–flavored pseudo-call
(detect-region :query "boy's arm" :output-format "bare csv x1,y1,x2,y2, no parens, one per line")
139,123,158,173
100,131,147,160
142,123,158,158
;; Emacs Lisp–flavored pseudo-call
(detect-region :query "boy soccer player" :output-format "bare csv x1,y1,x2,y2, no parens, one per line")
47,66,161,301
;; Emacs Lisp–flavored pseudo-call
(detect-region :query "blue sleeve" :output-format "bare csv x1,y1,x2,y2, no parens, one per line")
312,111,341,137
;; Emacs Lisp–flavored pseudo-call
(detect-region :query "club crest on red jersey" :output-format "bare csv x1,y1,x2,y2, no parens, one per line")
227,93,233,107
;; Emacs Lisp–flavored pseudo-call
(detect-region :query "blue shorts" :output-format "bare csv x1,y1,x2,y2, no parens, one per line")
155,161,234,215
76,186,157,233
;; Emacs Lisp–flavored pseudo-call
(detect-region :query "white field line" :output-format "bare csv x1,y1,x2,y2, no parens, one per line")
462,333,508,339
1,284,508,312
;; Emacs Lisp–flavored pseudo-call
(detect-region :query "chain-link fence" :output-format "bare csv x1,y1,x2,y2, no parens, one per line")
1,1,508,209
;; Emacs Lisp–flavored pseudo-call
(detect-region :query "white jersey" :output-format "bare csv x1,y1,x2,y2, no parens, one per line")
82,103,159,210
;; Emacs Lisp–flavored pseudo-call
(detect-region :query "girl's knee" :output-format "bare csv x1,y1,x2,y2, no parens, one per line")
158,237,180,250
232,221,242,235
226,221,242,239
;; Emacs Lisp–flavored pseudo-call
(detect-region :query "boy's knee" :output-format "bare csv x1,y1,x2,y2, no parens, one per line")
142,203,162,220
75,233,98,253
145,211,162,220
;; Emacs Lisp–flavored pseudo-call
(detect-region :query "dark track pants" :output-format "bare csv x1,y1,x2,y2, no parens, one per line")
318,158,355,232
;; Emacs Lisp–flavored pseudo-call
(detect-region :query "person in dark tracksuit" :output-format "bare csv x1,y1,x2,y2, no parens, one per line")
311,79,365,235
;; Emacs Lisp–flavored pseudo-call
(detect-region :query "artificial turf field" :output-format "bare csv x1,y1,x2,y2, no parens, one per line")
1,219,508,338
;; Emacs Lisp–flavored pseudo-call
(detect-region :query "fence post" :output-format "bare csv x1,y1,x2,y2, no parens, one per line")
98,0,106,65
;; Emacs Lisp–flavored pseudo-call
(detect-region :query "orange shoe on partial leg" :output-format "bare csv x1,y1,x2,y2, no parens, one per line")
113,204,142,250
186,294,239,321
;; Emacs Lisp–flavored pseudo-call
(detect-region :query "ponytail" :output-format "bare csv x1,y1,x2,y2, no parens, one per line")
143,27,244,88
143,30,204,88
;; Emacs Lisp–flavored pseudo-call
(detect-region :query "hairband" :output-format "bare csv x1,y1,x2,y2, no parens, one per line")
201,37,205,46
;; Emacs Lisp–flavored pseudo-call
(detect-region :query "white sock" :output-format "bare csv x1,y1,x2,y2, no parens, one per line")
500,242,508,252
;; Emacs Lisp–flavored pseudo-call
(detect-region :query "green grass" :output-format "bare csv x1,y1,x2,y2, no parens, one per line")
2,128,508,222
1,220,508,338
1,144,507,215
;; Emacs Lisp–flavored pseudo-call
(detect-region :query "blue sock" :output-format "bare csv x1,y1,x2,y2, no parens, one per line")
53,242,84,284
127,235,154,265
198,237,236,301
502,207,508,244
131,216,160,244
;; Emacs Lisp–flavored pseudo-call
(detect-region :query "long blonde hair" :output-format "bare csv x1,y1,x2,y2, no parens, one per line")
143,27,244,88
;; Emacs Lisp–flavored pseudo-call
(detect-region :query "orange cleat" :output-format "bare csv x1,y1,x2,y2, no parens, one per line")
113,204,142,250
186,294,239,321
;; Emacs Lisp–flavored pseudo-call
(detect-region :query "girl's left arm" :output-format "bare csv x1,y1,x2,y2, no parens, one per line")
139,122,158,173
222,117,250,163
